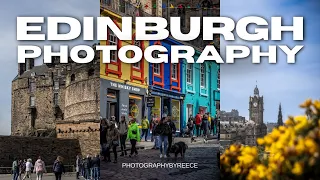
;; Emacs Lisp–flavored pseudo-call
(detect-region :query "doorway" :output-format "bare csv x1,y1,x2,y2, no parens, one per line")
163,97,171,117
106,89,119,122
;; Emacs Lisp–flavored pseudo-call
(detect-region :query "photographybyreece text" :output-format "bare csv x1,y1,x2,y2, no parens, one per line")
121,162,199,169
17,16,304,64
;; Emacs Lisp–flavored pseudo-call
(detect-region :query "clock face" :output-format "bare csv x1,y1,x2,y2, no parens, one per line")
253,102,258,107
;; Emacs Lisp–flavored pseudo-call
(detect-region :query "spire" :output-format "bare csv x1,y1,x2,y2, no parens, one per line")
254,81,259,95
277,103,283,127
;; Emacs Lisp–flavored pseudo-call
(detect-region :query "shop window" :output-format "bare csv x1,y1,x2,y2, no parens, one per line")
186,64,193,84
200,64,206,88
129,94,142,123
199,106,207,115
172,100,181,131
171,64,178,80
109,31,118,62
151,96,161,123
187,104,193,119
215,101,220,111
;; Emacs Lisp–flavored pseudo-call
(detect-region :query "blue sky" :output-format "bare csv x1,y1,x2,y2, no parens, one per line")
220,0,320,122
0,0,319,135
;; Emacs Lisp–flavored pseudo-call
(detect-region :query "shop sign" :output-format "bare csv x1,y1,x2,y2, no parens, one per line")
110,82,142,93
146,97,155,107
120,104,128,116
151,91,184,100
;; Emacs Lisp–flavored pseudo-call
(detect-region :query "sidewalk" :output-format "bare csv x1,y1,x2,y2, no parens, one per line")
128,135,219,150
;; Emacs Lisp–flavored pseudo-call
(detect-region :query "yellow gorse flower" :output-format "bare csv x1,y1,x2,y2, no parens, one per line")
220,99,320,179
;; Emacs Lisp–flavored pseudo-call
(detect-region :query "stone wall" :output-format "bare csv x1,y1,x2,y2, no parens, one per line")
0,136,80,167
56,122,100,156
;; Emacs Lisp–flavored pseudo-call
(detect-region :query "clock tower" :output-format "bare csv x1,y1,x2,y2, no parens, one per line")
249,85,264,125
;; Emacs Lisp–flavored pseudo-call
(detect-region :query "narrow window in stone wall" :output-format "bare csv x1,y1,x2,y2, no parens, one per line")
186,64,193,84
71,74,75,82
57,69,61,76
54,93,59,106
200,64,206,88
30,96,35,107
54,81,59,90
30,82,36,93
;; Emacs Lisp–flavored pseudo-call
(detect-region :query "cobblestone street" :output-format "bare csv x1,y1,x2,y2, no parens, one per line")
100,142,220,180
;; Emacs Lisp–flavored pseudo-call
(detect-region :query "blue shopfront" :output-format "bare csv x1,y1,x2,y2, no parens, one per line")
148,38,185,133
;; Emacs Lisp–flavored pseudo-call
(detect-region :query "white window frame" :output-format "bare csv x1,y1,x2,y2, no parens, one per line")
171,64,178,80
154,64,160,75
133,62,141,69
108,31,118,62
186,64,193,84
200,64,206,88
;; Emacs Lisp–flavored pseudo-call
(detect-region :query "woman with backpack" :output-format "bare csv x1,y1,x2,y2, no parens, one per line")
127,118,140,157
106,120,120,163
154,117,171,158
33,156,46,180
12,158,19,180
22,159,33,180
53,156,65,180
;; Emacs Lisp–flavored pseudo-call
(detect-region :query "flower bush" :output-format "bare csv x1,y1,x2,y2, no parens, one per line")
220,99,320,180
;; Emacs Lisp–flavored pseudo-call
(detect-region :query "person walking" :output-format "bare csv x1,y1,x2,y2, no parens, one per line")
195,112,202,137
127,118,140,157
12,158,19,180
75,155,81,179
151,119,159,149
118,115,128,156
207,112,212,134
202,114,210,142
18,159,25,180
22,159,33,180
33,156,46,180
106,120,120,163
187,118,195,142
53,156,65,180
213,115,218,135
154,117,171,158
140,116,150,141
217,117,221,140
83,155,91,180
100,118,108,161
166,116,176,157
91,155,100,180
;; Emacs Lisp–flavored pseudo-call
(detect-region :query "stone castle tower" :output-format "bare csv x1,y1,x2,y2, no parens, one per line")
11,44,100,155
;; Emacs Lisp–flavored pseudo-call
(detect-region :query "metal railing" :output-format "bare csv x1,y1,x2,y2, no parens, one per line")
0,165,75,174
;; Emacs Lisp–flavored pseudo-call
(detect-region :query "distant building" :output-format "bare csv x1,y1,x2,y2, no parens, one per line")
220,85,268,148
266,122,278,133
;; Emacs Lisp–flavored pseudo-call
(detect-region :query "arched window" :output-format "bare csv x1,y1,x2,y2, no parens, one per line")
71,74,75,82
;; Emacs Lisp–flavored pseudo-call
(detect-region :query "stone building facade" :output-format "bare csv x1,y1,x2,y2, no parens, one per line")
11,44,100,156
